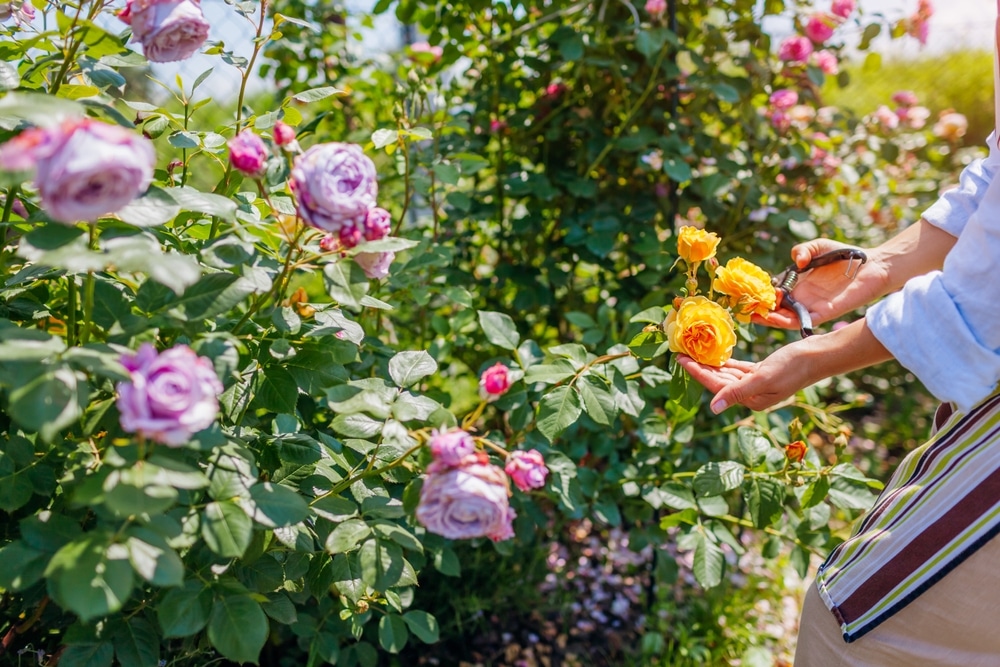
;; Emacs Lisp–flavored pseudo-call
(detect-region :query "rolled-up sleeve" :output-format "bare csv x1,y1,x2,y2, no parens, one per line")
867,164,1000,413
921,131,1000,237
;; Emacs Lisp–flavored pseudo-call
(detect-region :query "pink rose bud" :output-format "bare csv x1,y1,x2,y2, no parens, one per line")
290,142,378,233
545,82,567,98
479,362,512,399
831,0,854,19
489,119,507,134
319,234,338,252
11,198,27,218
777,36,813,63
354,250,394,279
416,457,515,541
363,206,392,241
428,427,477,468
804,14,835,43
273,120,297,147
505,449,549,492
891,90,918,107
116,343,224,446
338,223,363,249
645,0,666,17
768,89,798,110
119,0,210,64
228,130,267,176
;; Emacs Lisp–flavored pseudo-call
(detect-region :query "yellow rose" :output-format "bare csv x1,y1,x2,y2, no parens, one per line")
665,296,737,367
677,226,720,264
713,257,777,323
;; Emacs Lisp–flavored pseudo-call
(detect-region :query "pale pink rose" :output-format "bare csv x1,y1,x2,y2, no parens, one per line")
903,105,931,130
816,106,838,126
645,0,666,17
873,105,899,131
830,0,854,19
116,343,223,446
272,121,297,147
416,453,515,541
813,49,838,75
891,90,918,107
354,250,394,279
408,41,443,64
119,0,210,63
505,449,549,492
479,362,512,399
788,104,816,128
804,14,835,43
228,130,267,176
0,118,155,224
778,36,813,63
290,142,378,232
428,428,477,467
362,207,392,241
1,0,33,25
933,111,967,142
769,89,798,110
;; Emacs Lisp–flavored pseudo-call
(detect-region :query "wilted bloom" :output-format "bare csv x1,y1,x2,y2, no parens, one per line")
118,0,210,63
641,149,664,171
813,49,839,75
428,428,477,467
665,296,737,367
505,449,549,492
676,225,720,264
416,453,515,541
778,36,813,63
117,343,223,446
713,257,778,323
933,111,968,142
891,90,919,107
645,0,666,17
355,250,394,279
290,142,378,232
873,104,899,131
769,89,798,110
362,206,392,241
785,440,808,463
272,121,297,147
0,118,155,224
830,0,854,19
804,14,835,43
228,130,267,176
479,362,512,399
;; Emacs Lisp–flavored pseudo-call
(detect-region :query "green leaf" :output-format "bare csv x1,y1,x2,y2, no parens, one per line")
324,260,371,311
325,519,371,554
254,364,299,414
737,427,770,467
388,350,437,387
45,534,135,621
330,553,366,603
402,610,440,644
0,61,20,91
202,500,253,558
169,186,239,222
800,475,831,510
158,580,212,637
0,451,33,511
745,477,784,529
292,86,344,103
331,413,383,439
629,306,666,325
111,617,159,667
0,91,85,127
372,128,398,149
58,642,114,667
0,541,47,590
208,594,269,664
536,385,582,442
523,359,577,385
168,272,257,321
246,482,309,528
116,185,181,227
627,328,669,360
359,538,405,590
8,367,85,442
379,614,409,653
577,375,615,426
126,527,184,587
692,461,746,497
477,310,520,350
692,531,724,588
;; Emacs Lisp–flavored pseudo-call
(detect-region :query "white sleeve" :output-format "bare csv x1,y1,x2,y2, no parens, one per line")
920,132,1000,237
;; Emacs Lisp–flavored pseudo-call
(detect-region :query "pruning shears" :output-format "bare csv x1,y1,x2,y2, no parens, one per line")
771,248,867,337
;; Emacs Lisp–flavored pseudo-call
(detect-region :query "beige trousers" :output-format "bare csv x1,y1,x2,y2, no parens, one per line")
794,533,1000,666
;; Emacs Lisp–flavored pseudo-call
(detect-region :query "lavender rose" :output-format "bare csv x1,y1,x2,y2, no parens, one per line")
354,251,394,280
504,449,549,492
416,453,515,541
428,428,477,467
119,0,210,63
0,119,155,224
290,142,378,232
117,343,224,446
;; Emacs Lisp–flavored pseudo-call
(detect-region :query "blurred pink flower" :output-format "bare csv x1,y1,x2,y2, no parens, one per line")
505,449,549,492
933,111,967,142
804,14,835,43
813,49,838,75
355,250,395,279
891,90,918,107
830,0,855,19
273,120,297,147
902,105,931,129
770,110,791,132
363,206,392,241
645,0,666,17
769,89,798,110
416,452,515,541
479,362,512,399
873,104,899,131
778,36,813,63
408,41,443,63
428,428,477,467
228,130,267,176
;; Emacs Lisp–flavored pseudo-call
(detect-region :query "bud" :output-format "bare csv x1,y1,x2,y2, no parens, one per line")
227,130,267,176
319,235,339,252
785,440,807,464
685,277,698,294
272,120,297,147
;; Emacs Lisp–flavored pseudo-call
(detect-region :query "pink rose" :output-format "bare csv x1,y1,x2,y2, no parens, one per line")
362,207,392,241
119,0,210,63
272,121,298,148
645,0,666,17
416,454,515,541
116,343,224,446
873,104,899,131
489,119,507,134
804,14,835,43
290,142,378,232
1,0,33,25
408,41,443,64
903,105,931,130
933,111,968,142
338,223,363,249
479,362,512,399
768,89,798,110
891,90,918,107
428,428,476,467
228,130,267,176
830,0,854,19
319,234,338,252
504,449,549,492
769,110,790,132
0,118,155,224
777,36,813,63
813,49,838,75
355,250,394,279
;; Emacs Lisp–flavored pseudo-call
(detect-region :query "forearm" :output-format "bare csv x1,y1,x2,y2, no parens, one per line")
870,219,958,296
793,317,894,385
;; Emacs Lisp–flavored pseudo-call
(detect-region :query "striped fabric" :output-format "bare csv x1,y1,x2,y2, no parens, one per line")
815,390,1000,642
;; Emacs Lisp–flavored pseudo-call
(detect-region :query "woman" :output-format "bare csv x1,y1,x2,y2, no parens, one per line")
677,17,1000,665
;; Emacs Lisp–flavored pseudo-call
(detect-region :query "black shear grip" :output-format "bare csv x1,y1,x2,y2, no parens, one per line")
772,248,867,337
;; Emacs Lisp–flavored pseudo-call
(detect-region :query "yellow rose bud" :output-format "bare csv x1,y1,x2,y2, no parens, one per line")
712,257,778,323
677,225,721,264
665,295,737,367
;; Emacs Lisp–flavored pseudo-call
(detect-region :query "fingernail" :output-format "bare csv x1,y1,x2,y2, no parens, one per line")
710,398,728,414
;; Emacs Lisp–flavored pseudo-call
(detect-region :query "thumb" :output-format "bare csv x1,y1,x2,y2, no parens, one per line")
791,241,826,269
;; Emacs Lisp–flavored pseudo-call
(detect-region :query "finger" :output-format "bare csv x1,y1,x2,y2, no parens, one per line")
753,309,799,329
675,356,739,393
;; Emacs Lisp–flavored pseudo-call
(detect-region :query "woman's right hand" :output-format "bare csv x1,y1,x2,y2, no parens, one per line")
756,238,889,330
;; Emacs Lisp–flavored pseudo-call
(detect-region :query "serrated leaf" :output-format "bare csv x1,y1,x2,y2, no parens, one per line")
477,310,520,350
692,531,724,588
577,375,615,426
737,427,770,467
325,519,371,554
692,461,746,497
111,617,159,667
388,350,437,387
158,581,212,637
208,595,268,664
202,500,253,558
246,482,309,528
745,477,784,529
536,385,582,442
523,359,576,385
